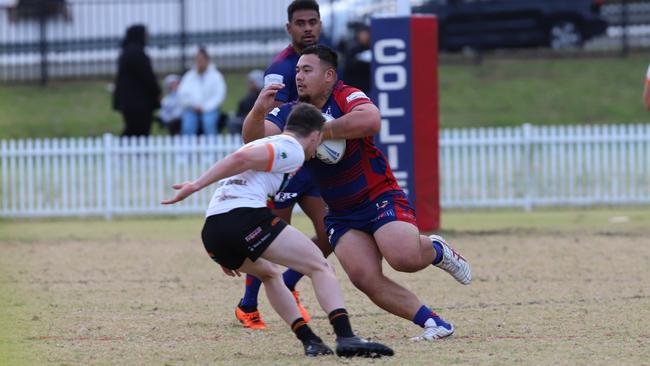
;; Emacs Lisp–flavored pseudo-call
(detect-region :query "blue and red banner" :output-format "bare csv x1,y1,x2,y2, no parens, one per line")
370,16,440,231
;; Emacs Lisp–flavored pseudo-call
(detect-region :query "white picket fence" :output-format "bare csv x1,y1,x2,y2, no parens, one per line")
440,124,650,209
1,123,650,218
0,134,243,218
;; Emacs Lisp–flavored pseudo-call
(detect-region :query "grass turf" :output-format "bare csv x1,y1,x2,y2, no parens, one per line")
2,54,650,139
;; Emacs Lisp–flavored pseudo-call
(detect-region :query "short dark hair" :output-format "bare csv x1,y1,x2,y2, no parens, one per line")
287,0,319,22
285,103,324,137
301,44,338,70
198,45,209,59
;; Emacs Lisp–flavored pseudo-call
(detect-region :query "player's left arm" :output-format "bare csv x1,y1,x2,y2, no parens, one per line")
322,102,381,140
242,84,285,142
161,144,272,204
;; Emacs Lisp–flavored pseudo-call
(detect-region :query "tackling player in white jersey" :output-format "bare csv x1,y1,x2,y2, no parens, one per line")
161,103,393,358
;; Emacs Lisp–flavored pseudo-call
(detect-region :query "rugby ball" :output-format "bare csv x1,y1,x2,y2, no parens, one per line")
316,113,346,164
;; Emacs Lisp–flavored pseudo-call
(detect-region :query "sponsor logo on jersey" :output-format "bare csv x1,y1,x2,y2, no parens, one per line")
274,191,298,202
270,107,280,116
218,178,247,187
280,151,288,159
345,91,368,103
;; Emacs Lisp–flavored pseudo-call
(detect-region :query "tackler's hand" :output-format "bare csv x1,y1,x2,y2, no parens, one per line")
161,181,198,205
221,265,241,277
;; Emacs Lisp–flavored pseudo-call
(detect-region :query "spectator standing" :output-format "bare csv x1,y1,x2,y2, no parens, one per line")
343,23,371,94
178,47,227,135
159,74,183,135
227,69,264,134
112,24,161,137
643,66,650,111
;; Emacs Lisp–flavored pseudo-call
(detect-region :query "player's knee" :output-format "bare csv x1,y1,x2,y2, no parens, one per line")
385,255,421,273
314,237,332,257
255,264,282,282
347,268,380,294
302,257,334,277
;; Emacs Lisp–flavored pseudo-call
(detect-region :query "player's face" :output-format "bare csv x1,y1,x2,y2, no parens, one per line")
304,130,323,160
296,54,334,102
286,9,321,50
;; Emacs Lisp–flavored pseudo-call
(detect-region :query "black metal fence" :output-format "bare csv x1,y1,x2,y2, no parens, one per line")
1,0,650,84
0,0,293,83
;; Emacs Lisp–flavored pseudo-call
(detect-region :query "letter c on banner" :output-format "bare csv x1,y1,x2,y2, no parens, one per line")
374,39,406,63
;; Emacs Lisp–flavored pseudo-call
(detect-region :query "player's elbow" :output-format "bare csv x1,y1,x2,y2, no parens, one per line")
241,130,254,143
355,123,379,137
241,122,257,143
367,119,381,135
362,107,381,135
229,150,252,169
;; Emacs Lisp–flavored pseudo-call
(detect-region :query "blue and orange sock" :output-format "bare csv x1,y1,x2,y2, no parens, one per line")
432,239,444,265
412,305,451,329
283,269,304,291
239,274,262,311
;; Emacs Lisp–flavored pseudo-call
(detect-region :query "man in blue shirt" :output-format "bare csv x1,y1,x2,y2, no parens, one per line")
235,0,331,330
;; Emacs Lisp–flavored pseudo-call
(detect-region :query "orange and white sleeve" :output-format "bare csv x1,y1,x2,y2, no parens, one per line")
263,143,275,172
266,140,304,174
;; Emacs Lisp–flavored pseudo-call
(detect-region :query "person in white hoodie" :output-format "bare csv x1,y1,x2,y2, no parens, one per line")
178,46,227,135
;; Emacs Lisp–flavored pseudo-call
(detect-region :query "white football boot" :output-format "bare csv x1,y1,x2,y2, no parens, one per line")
411,318,454,341
430,234,472,285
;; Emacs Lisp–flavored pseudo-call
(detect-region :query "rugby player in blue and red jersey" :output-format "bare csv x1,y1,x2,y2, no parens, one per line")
235,0,330,330
243,44,472,340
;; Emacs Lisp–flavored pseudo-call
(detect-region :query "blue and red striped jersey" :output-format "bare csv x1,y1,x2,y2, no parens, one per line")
266,81,403,213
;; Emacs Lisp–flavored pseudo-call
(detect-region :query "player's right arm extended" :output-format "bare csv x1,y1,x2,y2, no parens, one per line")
161,145,271,204
242,84,284,142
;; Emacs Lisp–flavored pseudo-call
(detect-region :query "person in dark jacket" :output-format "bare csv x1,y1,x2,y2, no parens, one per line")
112,24,161,137
342,23,371,94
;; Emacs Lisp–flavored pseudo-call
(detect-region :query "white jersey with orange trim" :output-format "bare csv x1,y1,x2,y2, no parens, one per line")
205,134,305,217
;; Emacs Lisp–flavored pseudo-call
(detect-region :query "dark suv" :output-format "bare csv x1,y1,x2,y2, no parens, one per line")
412,0,609,51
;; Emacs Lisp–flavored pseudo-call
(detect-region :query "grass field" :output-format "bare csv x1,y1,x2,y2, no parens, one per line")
1,208,649,365
2,53,650,139
0,72,249,139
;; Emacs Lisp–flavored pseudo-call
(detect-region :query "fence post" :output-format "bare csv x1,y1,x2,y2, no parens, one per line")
621,0,629,57
179,0,187,72
103,133,113,219
38,9,49,85
522,123,534,212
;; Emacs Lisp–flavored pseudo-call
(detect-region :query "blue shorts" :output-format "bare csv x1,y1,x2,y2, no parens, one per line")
324,191,418,249
269,168,320,209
